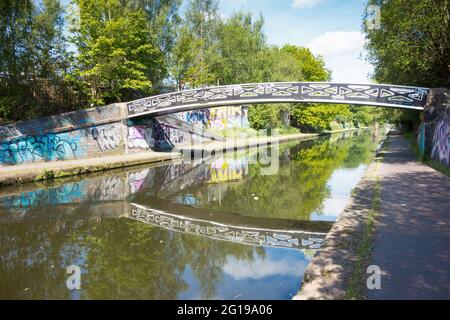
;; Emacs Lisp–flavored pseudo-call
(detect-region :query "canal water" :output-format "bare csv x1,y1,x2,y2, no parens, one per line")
0,129,383,299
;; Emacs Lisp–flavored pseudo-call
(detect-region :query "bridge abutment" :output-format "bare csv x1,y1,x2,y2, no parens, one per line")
421,88,450,166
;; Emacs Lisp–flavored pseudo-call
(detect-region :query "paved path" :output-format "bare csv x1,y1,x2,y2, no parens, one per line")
368,134,450,299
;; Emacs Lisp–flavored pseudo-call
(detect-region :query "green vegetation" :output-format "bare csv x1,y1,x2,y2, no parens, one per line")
345,139,388,300
0,0,392,132
346,174,381,300
363,0,450,128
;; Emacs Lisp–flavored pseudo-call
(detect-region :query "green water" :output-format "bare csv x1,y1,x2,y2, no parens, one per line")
0,129,383,299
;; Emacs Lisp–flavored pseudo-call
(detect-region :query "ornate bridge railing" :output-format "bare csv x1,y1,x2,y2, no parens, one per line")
127,82,430,118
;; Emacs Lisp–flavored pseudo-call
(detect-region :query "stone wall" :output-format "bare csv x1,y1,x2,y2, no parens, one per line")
420,88,450,166
0,103,247,166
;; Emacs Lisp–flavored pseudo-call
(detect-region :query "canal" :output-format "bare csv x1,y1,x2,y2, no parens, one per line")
0,129,384,299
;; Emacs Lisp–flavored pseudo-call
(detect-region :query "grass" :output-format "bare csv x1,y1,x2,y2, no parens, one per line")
345,139,387,300
345,175,381,300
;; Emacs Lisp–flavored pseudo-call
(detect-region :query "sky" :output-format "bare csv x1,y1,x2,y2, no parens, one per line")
218,0,374,83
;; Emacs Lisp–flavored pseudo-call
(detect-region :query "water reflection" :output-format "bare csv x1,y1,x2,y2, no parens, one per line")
0,129,383,299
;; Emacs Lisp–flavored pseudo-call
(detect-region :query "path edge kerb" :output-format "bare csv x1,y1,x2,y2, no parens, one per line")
293,151,381,300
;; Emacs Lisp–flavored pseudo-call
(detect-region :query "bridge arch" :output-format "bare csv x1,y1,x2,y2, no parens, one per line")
126,82,430,118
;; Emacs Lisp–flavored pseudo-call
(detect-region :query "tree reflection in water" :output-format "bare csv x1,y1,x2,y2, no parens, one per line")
0,129,383,299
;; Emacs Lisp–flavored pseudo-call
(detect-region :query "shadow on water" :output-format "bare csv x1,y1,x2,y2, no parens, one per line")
0,129,384,299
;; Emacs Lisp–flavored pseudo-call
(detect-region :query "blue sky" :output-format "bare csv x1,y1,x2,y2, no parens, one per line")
217,0,373,83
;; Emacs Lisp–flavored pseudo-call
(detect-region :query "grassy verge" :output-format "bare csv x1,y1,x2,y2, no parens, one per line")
345,139,387,300
403,131,450,177
345,175,381,299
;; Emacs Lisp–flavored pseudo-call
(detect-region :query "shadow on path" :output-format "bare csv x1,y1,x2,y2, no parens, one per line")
369,134,450,300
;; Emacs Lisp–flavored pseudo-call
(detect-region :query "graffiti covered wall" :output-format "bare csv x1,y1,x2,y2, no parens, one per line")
0,103,249,165
126,117,212,152
172,106,249,130
0,104,125,166
431,118,450,165
422,88,450,167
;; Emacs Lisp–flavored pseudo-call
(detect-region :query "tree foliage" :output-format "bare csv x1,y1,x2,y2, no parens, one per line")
363,0,449,128
70,0,166,105
364,0,449,88
0,0,401,131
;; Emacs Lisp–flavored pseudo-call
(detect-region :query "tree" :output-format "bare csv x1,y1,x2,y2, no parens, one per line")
70,0,164,105
281,45,330,82
0,0,72,122
211,12,269,85
181,0,220,87
364,0,450,88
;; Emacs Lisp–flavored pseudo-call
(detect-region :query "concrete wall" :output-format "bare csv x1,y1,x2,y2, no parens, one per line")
0,103,248,166
420,88,450,166
0,104,126,166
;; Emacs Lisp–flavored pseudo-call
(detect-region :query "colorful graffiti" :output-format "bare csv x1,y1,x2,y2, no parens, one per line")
208,158,248,183
208,106,249,130
127,117,211,151
1,182,83,210
0,132,81,165
431,119,450,165
129,168,151,194
171,106,249,130
128,126,155,149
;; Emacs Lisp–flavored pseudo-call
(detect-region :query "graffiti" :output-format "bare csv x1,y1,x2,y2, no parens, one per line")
129,168,151,194
0,133,80,165
130,205,325,250
431,119,450,165
91,125,121,152
208,106,248,130
1,183,82,210
0,126,21,140
92,176,124,201
171,106,249,130
128,126,155,149
209,158,247,183
185,109,210,130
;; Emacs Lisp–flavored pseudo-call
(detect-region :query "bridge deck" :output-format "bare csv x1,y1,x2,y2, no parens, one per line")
126,82,429,118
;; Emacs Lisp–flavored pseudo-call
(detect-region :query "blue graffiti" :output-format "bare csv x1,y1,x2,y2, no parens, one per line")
186,109,210,125
1,182,83,210
0,132,80,165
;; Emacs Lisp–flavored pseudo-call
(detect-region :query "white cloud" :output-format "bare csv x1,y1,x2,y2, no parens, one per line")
223,256,308,280
306,31,374,83
292,0,324,9
307,31,364,56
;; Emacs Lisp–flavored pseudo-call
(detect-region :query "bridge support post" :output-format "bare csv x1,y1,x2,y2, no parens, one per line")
422,88,450,166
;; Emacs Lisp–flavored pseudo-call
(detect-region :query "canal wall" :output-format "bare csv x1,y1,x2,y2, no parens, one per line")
0,103,240,166
419,88,450,166
294,129,389,300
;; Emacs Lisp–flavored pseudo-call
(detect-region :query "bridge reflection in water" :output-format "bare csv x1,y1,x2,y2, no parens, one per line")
130,203,330,250
0,143,333,250
0,130,383,299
